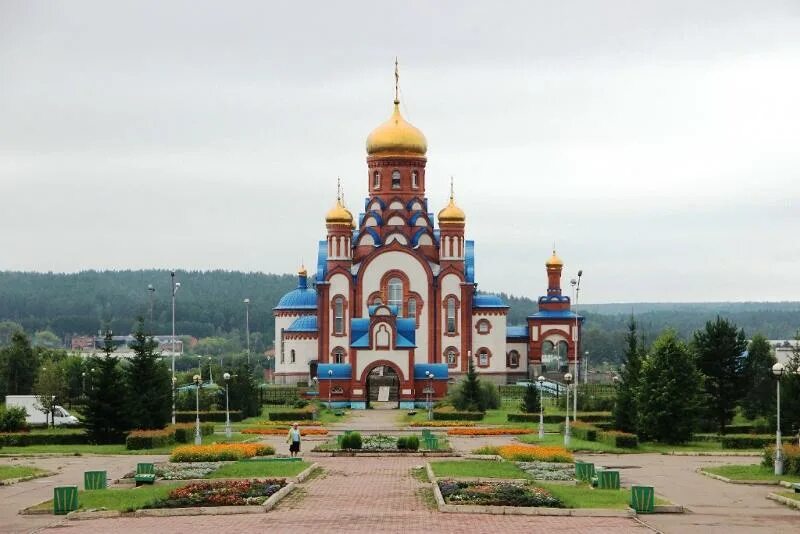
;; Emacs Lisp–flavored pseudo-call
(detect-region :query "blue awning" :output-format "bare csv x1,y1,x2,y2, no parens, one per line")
414,364,448,380
317,363,352,380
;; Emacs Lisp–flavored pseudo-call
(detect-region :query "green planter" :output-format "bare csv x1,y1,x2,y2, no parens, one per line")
53,486,78,515
630,485,655,513
575,461,596,482
597,470,620,490
83,471,107,490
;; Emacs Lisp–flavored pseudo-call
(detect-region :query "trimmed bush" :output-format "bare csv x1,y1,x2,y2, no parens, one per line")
507,412,612,424
433,409,484,421
0,406,28,432
0,432,90,446
340,431,362,450
175,411,243,423
599,430,639,448
720,434,794,449
397,435,420,451
267,409,314,421
565,422,599,442
126,429,174,450
171,423,215,443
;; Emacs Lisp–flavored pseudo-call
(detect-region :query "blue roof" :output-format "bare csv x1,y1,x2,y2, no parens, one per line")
396,318,416,348
274,273,318,310
350,318,370,347
473,293,509,308
506,325,529,338
316,240,327,281
414,363,448,380
349,316,416,348
528,310,585,320
286,315,318,332
317,363,352,380
465,240,475,283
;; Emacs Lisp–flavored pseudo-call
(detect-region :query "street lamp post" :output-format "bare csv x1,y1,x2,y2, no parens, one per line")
147,284,155,327
570,270,582,422
208,357,214,384
193,374,202,445
772,362,785,475
81,372,86,396
563,372,573,447
584,351,590,384
223,372,232,438
244,298,251,365
198,355,203,382
537,375,546,439
327,369,333,409
171,272,181,425
426,371,434,421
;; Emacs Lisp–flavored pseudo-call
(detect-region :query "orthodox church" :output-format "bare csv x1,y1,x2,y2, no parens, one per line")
273,71,583,408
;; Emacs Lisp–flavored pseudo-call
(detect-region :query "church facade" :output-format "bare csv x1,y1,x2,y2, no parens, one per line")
274,79,583,409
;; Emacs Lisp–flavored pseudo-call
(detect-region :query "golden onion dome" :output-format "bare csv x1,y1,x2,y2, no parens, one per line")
546,250,564,268
325,198,354,226
438,192,466,224
298,264,307,277
366,100,427,157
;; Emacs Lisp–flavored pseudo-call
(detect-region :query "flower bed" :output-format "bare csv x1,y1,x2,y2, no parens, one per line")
516,461,575,481
170,443,274,462
242,427,328,436
255,420,323,427
437,479,563,507
408,421,476,427
144,479,286,508
155,462,224,480
497,445,573,463
447,427,530,436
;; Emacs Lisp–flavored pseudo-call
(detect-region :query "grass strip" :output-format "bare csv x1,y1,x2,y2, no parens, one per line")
704,464,800,483
0,465,47,480
208,460,310,478
28,484,181,513
430,460,531,479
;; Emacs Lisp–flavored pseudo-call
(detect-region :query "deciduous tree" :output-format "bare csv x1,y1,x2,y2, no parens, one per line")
741,334,777,420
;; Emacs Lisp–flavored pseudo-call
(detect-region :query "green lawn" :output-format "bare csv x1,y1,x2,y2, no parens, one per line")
703,464,800,483
28,484,181,513
518,433,631,453
430,460,531,479
0,465,48,480
0,432,253,456
209,460,311,478
539,482,632,509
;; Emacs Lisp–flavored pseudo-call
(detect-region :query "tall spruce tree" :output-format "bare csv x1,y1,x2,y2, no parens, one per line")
84,332,129,443
125,321,171,429
0,331,39,397
228,359,260,418
740,334,777,420
779,332,800,439
520,382,541,413
455,355,482,412
638,330,703,443
692,316,748,434
613,316,643,433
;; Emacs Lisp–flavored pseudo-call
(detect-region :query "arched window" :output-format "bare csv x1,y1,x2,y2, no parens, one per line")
407,297,416,322
332,347,346,364
507,350,520,368
412,171,418,188
445,348,458,367
476,319,491,334
477,349,490,367
333,297,344,334
391,169,401,189
388,278,403,316
290,349,296,363
446,297,457,334
373,171,381,188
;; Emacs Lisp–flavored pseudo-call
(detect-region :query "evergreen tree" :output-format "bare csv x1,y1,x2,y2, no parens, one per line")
520,382,541,413
740,334,777,420
613,316,643,433
227,359,260,418
455,356,482,412
779,332,800,439
638,330,703,444
692,316,748,434
84,332,129,443
0,331,39,397
125,321,171,429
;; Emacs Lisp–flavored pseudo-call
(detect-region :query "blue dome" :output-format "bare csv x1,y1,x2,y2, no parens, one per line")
473,293,509,308
286,315,318,332
274,272,318,310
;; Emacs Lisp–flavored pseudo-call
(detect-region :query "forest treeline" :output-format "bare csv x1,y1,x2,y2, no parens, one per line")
0,271,798,366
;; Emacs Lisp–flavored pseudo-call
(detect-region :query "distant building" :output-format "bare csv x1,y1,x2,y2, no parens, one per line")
770,340,798,365
72,334,184,358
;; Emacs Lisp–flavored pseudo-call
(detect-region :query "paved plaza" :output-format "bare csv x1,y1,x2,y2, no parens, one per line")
0,410,796,534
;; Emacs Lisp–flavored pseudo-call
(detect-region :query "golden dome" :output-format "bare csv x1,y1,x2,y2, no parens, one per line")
325,198,354,226
438,180,465,223
546,250,563,268
366,101,427,157
298,264,307,277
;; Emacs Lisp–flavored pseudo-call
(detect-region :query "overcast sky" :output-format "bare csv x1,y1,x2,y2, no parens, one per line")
1,1,799,303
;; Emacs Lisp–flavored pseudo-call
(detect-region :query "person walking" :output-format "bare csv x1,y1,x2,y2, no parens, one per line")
287,422,301,457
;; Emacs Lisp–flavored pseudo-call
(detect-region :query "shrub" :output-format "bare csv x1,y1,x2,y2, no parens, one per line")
497,444,573,463
599,430,639,448
0,432,90,446
479,382,501,410
171,423,215,443
293,399,310,409
507,412,611,424
520,383,541,414
472,445,501,455
175,411,243,423
447,428,530,436
340,431,362,450
763,444,800,475
433,409,484,421
563,421,599,442
126,429,174,450
396,436,420,450
408,421,476,427
721,435,794,449
0,406,28,432
268,409,314,421
170,443,274,462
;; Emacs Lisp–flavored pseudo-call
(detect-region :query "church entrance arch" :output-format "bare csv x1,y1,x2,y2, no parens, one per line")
365,364,400,408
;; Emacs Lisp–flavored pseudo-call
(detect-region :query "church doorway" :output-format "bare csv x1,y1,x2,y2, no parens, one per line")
366,365,400,408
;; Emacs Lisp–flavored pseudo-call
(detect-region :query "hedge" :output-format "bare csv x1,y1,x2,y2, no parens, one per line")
507,412,612,424
432,410,485,421
175,411,243,423
126,429,174,450
341,431,362,449
599,430,639,448
720,434,794,449
397,435,420,450
268,409,315,421
260,386,301,405
171,423,215,443
0,432,91,446
559,422,598,442
723,423,771,434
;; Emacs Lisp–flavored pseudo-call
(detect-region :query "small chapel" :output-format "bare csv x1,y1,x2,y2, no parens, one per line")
273,68,583,408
